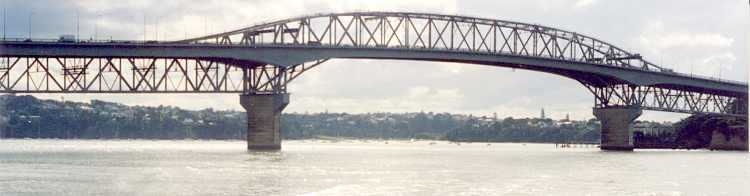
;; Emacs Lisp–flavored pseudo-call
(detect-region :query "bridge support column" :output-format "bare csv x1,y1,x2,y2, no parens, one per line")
240,93,289,151
593,107,642,151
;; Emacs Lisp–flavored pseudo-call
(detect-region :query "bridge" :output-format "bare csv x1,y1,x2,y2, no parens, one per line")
0,12,746,151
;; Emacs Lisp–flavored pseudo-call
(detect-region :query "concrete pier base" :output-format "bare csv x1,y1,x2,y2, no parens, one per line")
240,94,289,151
593,107,642,151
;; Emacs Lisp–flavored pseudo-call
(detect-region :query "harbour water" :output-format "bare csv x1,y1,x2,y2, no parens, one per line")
0,139,748,195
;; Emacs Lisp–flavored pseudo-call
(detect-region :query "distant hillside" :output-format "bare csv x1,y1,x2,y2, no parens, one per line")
0,94,668,143
0,95,245,139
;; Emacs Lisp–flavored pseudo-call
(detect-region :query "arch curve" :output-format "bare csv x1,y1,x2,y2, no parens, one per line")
175,12,667,76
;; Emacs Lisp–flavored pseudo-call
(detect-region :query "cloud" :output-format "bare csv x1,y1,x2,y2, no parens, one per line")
289,86,464,113
637,21,734,51
632,20,741,79
574,0,598,8
692,52,737,75
438,63,464,74
700,53,737,65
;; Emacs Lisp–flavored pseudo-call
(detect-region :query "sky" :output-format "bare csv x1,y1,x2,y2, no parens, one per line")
1,0,748,122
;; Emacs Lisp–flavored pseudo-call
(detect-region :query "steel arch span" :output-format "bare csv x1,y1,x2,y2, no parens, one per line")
179,12,666,71
176,11,747,116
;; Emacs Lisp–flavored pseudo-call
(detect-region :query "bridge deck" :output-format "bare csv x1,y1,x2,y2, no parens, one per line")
0,41,745,95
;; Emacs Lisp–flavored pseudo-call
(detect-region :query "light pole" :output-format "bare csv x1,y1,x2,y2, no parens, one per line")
28,11,34,39
690,63,694,77
76,10,80,41
155,16,159,41
2,0,6,40
95,12,102,40
143,13,147,41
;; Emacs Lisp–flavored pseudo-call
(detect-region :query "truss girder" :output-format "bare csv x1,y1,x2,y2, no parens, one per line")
0,56,744,115
583,83,747,116
0,56,248,93
0,56,325,95
177,12,666,72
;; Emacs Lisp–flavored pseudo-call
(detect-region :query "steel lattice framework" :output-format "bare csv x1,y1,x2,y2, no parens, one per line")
0,12,746,116
178,12,666,72
0,56,326,94
174,12,746,116
583,84,746,115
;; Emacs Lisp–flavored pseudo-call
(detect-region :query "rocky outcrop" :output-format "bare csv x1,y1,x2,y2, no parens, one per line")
673,114,747,151
709,125,748,151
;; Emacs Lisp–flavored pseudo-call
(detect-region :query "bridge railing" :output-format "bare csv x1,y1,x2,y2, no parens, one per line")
0,37,163,45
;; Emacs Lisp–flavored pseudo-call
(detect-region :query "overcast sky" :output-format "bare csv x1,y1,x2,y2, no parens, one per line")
1,0,748,122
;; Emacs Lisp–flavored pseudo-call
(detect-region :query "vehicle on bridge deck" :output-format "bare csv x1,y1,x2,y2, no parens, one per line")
57,35,76,43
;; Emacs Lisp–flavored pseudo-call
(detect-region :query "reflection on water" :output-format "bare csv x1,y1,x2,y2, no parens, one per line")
246,151,286,162
0,139,748,196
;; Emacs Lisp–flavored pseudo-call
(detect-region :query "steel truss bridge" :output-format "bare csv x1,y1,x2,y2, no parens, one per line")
0,12,746,116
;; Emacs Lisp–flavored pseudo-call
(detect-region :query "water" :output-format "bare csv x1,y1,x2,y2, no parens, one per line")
0,139,748,196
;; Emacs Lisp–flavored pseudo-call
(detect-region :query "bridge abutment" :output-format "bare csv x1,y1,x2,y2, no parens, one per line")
240,93,289,151
593,107,642,151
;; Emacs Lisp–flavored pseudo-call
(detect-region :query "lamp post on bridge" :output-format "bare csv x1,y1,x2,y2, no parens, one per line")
27,10,33,39
690,63,694,77
2,0,6,40
95,12,102,40
143,13,147,41
155,15,160,41
76,9,79,41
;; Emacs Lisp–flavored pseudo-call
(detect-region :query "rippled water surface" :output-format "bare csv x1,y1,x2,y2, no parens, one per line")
0,139,748,195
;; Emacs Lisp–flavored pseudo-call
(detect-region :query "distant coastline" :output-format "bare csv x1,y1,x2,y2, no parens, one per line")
0,94,745,151
0,95,611,143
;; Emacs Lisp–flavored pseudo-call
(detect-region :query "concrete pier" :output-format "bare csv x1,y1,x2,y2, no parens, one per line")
593,107,642,151
240,93,289,151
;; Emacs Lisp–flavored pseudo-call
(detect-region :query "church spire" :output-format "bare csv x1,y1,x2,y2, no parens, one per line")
541,108,546,119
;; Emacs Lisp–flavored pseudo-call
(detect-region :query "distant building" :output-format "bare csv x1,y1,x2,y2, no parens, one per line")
540,108,546,119
634,122,674,135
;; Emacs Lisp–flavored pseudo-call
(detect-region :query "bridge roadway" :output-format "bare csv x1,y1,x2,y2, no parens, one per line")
0,12,747,151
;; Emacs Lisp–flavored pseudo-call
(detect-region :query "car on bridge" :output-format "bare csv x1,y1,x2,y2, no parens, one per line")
58,35,76,43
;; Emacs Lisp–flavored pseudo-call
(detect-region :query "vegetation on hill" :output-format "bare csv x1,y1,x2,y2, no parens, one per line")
671,114,747,149
0,95,683,144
